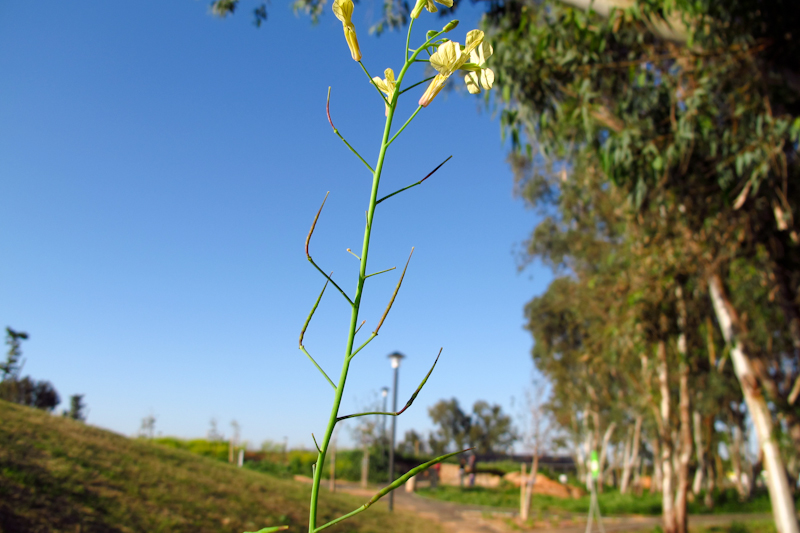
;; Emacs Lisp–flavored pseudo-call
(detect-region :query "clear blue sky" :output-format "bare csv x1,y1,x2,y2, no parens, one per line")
0,1,551,449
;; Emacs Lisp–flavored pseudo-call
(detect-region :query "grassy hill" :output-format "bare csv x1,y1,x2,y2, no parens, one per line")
0,401,442,533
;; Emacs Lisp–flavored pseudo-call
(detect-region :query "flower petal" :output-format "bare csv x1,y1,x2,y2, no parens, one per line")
332,0,354,24
463,30,484,57
465,72,481,94
430,41,462,75
480,67,495,90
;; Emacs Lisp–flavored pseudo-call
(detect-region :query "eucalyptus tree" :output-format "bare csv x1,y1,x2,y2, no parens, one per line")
483,2,800,530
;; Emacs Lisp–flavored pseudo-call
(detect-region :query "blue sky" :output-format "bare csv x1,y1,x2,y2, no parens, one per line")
0,1,551,449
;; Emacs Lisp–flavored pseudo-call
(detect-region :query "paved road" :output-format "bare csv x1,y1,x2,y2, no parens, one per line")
334,482,773,533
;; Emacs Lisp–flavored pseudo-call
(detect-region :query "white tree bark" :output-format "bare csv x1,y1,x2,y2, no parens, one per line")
597,422,617,492
657,338,677,533
708,273,800,533
692,410,705,495
620,415,642,494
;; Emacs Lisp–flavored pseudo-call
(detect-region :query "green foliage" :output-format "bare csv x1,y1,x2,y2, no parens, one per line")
153,437,231,462
428,398,517,454
245,448,391,484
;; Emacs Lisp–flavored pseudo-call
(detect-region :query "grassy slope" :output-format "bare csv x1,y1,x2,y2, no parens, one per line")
0,401,441,533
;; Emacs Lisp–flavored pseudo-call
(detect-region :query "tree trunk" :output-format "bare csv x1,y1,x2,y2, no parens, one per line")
675,287,692,533
675,360,692,533
621,415,642,494
731,423,746,498
360,445,370,488
633,455,643,495
692,411,705,496
597,422,616,493
656,337,677,533
620,425,634,494
651,437,663,494
708,273,800,533
523,451,540,521
704,460,716,509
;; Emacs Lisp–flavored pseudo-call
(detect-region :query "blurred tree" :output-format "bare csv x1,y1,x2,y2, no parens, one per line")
428,398,517,454
139,413,157,438
1,327,28,381
469,400,516,454
398,429,426,456
67,394,87,421
428,398,472,452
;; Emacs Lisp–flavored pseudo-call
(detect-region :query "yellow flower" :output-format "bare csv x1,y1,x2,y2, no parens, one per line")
419,30,484,107
463,41,494,95
410,0,453,18
332,0,361,61
372,68,397,116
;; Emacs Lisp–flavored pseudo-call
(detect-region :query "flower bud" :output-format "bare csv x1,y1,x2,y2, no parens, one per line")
442,19,459,33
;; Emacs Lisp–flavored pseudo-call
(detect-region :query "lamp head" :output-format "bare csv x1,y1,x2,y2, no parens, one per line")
381,386,389,397
388,351,406,369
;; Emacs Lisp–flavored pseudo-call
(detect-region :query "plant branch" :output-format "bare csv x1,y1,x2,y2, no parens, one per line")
399,76,436,95
327,88,374,174
338,348,441,421
387,106,423,146
349,332,377,359
358,62,391,108
405,17,414,62
313,448,470,532
373,248,414,334
365,266,397,278
305,193,354,306
354,320,366,335
376,155,452,204
300,346,336,390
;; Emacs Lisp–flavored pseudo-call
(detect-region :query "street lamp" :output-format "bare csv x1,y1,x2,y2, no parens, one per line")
387,351,405,512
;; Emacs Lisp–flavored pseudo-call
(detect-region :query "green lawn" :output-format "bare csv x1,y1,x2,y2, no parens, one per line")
417,484,783,516
0,400,442,533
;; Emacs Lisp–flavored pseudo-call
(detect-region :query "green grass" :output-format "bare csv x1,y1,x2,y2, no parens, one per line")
632,521,777,533
0,400,442,533
417,484,784,516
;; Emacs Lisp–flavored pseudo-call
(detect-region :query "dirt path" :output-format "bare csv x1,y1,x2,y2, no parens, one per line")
334,482,772,533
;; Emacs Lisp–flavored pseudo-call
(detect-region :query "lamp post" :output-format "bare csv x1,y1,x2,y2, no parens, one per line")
387,351,405,512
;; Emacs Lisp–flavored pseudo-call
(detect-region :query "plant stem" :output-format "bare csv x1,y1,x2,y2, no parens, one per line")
307,68,398,533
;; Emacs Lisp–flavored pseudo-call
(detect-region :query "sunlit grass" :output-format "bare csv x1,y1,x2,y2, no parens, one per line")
0,400,443,533
417,484,785,516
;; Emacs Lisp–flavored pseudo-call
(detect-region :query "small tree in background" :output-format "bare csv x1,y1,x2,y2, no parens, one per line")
207,418,224,441
67,394,87,421
139,413,157,438
428,398,517,454
1,327,28,381
398,429,426,456
0,327,61,412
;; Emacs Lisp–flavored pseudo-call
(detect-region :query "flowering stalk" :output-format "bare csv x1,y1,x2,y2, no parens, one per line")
248,5,493,533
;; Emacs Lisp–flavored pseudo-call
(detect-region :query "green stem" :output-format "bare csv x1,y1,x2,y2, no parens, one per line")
327,87,374,173
399,75,436,95
306,27,450,533
387,106,423,146
307,63,399,533
359,61,391,108
405,18,415,62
